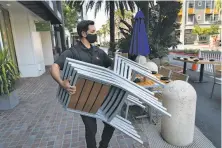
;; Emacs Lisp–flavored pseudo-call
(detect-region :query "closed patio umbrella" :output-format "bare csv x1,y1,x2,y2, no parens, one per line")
129,11,150,56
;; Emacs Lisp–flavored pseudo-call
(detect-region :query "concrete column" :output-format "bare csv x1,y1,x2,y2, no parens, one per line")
161,80,197,146
9,5,45,77
41,31,54,65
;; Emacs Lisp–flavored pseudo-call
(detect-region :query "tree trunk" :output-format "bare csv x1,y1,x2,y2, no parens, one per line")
109,1,115,55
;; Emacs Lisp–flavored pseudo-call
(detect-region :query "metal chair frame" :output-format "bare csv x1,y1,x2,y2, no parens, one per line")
210,64,222,99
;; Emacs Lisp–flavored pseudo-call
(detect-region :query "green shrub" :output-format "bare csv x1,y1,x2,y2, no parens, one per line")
0,50,20,95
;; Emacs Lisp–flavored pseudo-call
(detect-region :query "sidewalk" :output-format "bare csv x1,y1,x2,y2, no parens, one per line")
0,68,218,148
0,71,147,148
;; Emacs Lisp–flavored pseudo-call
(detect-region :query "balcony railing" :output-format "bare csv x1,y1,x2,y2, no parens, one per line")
205,8,212,14
213,9,219,14
188,8,194,14
205,8,219,14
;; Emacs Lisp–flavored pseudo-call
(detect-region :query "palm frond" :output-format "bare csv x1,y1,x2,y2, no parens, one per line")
86,0,95,13
122,1,128,11
118,1,125,18
104,1,110,15
94,1,103,18
128,1,135,12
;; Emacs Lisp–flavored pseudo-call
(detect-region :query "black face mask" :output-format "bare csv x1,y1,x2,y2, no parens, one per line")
86,33,97,43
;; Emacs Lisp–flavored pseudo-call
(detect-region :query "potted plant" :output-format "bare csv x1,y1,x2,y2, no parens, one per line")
0,49,20,110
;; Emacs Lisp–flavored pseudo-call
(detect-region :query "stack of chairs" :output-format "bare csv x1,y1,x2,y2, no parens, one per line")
113,54,166,119
57,57,171,144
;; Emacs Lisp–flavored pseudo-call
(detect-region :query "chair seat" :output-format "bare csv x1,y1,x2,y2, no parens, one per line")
209,76,222,84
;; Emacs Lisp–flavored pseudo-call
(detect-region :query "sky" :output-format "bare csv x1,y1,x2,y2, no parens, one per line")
83,2,108,30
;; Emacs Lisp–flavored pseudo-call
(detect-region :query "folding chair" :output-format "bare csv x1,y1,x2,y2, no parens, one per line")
210,64,222,99
113,54,165,120
159,66,172,78
170,71,189,82
57,58,171,144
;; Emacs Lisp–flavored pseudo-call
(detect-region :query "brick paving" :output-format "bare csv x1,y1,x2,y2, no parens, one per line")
0,70,149,148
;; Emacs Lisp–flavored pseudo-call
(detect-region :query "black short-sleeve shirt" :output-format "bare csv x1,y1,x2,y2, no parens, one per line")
54,41,113,70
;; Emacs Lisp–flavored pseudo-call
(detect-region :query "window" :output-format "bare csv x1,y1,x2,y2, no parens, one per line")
189,2,194,8
206,1,211,8
205,14,212,22
184,29,196,45
187,15,194,24
214,14,219,21
197,15,201,20
198,1,202,6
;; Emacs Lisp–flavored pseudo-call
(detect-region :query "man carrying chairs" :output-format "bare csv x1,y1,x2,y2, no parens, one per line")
50,20,114,148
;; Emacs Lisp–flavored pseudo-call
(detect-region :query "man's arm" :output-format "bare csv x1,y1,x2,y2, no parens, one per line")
50,50,76,94
101,50,113,69
50,63,64,86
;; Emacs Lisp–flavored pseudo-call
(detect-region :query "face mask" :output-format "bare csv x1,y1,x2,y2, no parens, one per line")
86,33,97,43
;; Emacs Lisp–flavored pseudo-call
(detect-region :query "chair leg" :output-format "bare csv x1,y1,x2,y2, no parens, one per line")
149,107,153,123
125,103,129,119
210,83,216,99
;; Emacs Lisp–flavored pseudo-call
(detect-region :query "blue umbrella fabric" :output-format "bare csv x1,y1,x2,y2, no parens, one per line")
129,11,150,56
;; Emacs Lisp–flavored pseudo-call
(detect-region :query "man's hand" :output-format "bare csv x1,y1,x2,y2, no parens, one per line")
50,63,76,95
61,78,76,95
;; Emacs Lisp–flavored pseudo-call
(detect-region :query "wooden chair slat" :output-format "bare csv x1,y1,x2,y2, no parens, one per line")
82,82,102,112
67,78,86,109
90,85,110,113
75,80,94,111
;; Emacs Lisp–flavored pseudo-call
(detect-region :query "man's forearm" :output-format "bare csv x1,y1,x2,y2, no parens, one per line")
50,64,63,86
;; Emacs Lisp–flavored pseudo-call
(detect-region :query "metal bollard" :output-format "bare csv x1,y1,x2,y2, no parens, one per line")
161,80,197,146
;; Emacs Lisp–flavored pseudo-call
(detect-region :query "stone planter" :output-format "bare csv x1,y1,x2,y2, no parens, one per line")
0,90,19,110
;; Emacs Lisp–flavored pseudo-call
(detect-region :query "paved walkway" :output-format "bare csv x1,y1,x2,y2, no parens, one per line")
0,59,220,148
0,70,147,148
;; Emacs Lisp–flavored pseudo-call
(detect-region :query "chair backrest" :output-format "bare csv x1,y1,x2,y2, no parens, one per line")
198,50,222,74
213,64,222,78
116,52,128,58
170,71,189,82
159,66,172,77
113,54,165,86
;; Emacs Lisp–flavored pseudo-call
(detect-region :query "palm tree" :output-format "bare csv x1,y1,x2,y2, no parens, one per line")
65,0,155,54
215,0,221,12
86,1,136,55
100,24,109,42
66,1,136,54
215,0,221,19
96,30,102,44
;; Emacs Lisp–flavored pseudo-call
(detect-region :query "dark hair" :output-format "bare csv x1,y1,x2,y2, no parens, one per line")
77,20,95,37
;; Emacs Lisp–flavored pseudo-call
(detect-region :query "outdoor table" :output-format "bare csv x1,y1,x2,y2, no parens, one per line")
173,58,221,83
136,73,170,87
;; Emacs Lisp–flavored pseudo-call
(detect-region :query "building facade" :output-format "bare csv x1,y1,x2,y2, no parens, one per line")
177,0,221,46
0,1,65,77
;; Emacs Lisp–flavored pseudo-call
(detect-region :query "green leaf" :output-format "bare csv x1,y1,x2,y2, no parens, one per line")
1,64,9,94
0,75,4,94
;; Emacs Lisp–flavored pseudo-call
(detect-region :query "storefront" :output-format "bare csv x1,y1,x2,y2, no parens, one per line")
0,1,64,77
0,6,18,68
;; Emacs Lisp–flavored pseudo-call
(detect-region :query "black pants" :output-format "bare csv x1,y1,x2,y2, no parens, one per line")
81,115,115,148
